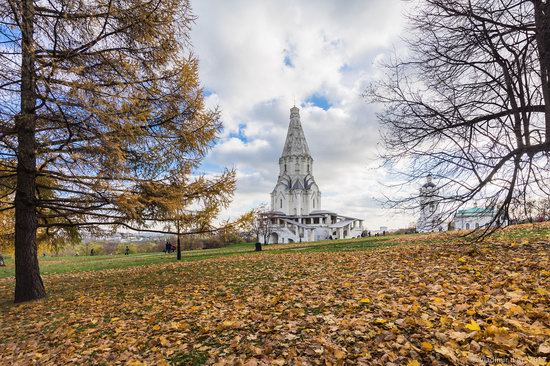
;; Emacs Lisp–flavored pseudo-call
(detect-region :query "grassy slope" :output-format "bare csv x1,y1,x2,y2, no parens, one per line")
0,237,396,279
1,222,549,280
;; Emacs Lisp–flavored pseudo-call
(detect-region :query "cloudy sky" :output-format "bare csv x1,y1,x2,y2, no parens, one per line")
190,0,414,230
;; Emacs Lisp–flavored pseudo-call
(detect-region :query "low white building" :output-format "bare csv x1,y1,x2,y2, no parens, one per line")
261,106,364,244
454,205,500,230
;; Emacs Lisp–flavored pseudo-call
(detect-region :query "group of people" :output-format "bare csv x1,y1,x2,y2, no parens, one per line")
89,246,130,256
164,241,175,253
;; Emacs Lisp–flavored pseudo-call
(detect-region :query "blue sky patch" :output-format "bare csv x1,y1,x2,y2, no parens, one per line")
283,49,294,68
306,93,331,111
203,88,215,97
228,123,248,143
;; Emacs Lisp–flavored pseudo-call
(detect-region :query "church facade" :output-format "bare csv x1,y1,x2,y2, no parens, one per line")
416,175,505,232
261,106,365,244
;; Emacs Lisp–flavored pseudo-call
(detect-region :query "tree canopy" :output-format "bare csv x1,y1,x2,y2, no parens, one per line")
367,0,550,231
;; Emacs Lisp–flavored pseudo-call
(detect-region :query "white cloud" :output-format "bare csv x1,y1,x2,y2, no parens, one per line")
191,0,413,230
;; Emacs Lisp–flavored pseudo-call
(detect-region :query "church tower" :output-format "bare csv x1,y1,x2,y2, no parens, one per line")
417,174,443,232
271,106,321,215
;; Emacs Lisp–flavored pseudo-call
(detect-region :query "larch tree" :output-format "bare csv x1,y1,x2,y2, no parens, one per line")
366,0,550,232
0,0,235,303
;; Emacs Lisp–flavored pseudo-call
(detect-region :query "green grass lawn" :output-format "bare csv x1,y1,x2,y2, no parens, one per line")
1,222,548,280
0,236,397,279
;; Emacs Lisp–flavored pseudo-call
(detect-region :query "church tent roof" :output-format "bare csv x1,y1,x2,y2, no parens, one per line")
281,106,311,157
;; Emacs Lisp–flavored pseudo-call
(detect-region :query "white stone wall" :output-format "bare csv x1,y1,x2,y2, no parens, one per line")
454,215,494,230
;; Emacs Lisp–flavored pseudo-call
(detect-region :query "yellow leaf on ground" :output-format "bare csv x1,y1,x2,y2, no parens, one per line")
334,349,346,359
359,298,370,303
222,320,235,328
407,359,420,366
465,320,480,331
159,336,169,347
152,325,161,331
421,341,433,351
485,324,498,336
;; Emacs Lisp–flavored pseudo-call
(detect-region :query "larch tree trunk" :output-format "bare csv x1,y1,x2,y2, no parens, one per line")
14,0,45,303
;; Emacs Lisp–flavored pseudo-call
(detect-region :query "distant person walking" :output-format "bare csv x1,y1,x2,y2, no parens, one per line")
0,254,5,267
90,248,95,256
125,246,130,255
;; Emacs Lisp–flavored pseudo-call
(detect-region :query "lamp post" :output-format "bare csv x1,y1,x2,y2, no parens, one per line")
176,218,182,260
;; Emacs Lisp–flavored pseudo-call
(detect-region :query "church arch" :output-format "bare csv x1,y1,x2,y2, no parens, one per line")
465,223,470,230
268,232,279,244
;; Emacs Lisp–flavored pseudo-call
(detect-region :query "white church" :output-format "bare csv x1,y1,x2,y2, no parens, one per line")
260,106,365,244
416,174,502,232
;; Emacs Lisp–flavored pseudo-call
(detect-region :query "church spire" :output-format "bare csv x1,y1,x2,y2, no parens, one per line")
281,106,311,157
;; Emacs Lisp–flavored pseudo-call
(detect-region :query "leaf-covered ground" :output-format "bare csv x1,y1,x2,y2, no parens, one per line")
0,231,549,365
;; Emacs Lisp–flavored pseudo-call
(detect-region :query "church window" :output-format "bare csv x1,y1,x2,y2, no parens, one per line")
280,199,282,208
313,199,315,208
284,164,287,173
307,164,310,173
475,223,479,229
465,223,470,230
295,163,299,172
294,208,297,215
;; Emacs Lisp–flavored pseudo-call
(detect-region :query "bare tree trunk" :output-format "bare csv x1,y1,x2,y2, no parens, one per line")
14,0,45,303
534,1,550,140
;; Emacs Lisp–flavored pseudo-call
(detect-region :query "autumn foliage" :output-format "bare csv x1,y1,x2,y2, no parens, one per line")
0,0,235,302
